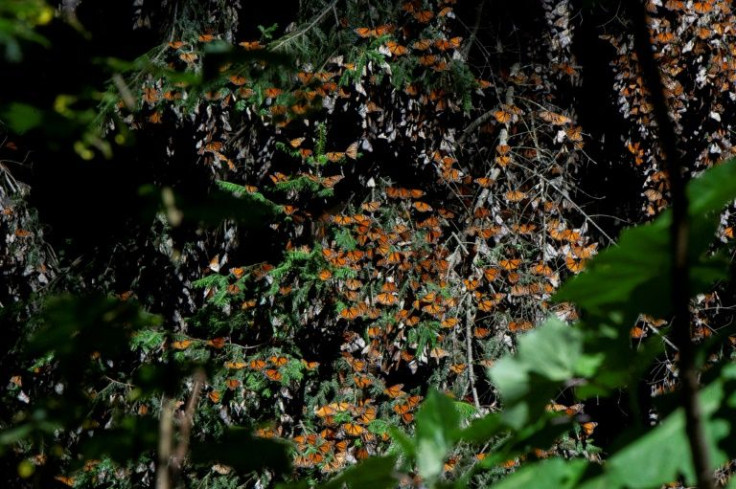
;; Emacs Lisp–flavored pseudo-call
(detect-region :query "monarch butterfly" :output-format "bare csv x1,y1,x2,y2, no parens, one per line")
532,262,553,277
264,87,282,98
475,177,495,187
346,356,367,372
179,52,198,64
325,151,345,162
270,355,288,366
269,104,287,115
630,326,646,339
693,1,713,13
412,39,432,50
505,190,527,202
406,315,420,326
360,406,377,423
168,41,185,49
495,155,511,166
565,126,584,142
207,337,226,349
509,320,533,332
565,256,585,273
301,360,319,371
315,404,335,417
413,10,434,22
419,54,437,66
297,71,314,84
496,144,511,156
354,27,373,38
494,110,512,124
225,361,247,370
474,327,491,338
345,141,360,159
463,278,481,291
249,359,266,370
438,208,454,219
340,306,361,320
664,0,685,10
384,384,405,398
499,259,521,270
345,279,363,290
225,379,241,390
581,421,598,437
477,78,492,89
430,347,449,359
376,292,397,305
318,269,333,281
407,394,423,407
413,201,433,212
343,423,364,436
143,87,159,104
361,201,381,212
385,41,408,56
421,292,437,302
477,298,495,312
332,215,354,225
290,104,308,115
422,303,443,315
441,317,459,328
54,476,75,487
538,110,572,125
265,369,282,381
208,390,221,403
571,244,597,259
449,363,467,374
228,75,247,86
171,340,192,350
354,375,373,388
321,458,345,473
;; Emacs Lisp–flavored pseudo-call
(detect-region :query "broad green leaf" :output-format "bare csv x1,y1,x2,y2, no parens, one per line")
457,412,503,443
492,458,588,489
415,389,461,483
489,320,582,429
580,368,734,489
518,319,582,381
1,102,43,134
688,158,736,216
489,360,559,430
319,455,398,489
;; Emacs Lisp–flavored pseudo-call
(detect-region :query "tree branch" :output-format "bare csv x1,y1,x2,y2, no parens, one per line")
627,1,714,488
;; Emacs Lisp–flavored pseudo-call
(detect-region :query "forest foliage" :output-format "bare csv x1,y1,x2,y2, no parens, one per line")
2,0,736,488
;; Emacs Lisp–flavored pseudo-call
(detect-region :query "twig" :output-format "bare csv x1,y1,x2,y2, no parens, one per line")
171,370,206,481
627,1,714,488
460,0,486,61
156,396,175,489
270,0,339,51
464,294,482,411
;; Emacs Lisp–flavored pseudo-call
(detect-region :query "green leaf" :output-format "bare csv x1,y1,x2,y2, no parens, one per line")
493,458,588,489
414,389,461,483
319,455,398,489
581,368,733,489
1,102,43,134
688,158,736,216
489,320,582,429
518,319,582,381
457,412,503,443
